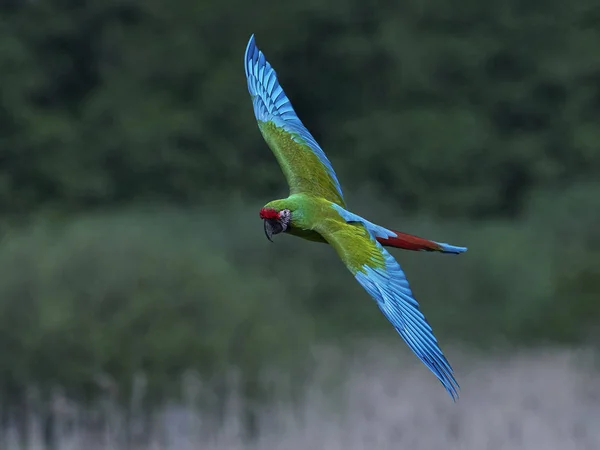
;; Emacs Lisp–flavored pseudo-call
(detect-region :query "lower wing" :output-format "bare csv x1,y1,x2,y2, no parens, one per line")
316,219,460,400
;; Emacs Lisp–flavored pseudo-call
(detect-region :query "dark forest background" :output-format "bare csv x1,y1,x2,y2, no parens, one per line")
0,0,599,448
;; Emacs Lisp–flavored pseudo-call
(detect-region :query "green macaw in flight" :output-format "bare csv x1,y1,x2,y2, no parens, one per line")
244,35,467,400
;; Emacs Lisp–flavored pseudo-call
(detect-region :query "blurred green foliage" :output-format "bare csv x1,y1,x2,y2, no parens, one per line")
0,185,599,412
1,0,600,445
1,0,599,216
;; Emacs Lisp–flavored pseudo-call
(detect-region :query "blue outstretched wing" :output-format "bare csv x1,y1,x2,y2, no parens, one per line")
355,243,460,400
244,34,346,207
318,220,460,400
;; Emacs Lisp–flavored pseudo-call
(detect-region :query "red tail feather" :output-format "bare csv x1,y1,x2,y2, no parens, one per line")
376,231,443,252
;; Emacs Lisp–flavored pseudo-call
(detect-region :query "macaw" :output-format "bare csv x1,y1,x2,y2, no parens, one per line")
244,35,467,400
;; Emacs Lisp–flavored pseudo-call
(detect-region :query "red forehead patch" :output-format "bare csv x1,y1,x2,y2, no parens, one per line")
259,208,280,220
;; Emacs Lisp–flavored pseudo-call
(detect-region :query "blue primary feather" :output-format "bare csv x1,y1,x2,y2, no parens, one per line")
329,205,460,398
355,238,460,400
244,34,344,203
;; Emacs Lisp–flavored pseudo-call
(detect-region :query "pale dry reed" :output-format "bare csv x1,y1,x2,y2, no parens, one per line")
5,345,600,450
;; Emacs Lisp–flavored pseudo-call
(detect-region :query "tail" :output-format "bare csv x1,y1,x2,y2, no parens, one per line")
328,204,467,255
376,230,467,254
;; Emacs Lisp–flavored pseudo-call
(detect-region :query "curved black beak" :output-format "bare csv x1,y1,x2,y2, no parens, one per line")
263,219,283,242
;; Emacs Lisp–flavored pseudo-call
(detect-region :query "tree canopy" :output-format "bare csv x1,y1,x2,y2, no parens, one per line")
1,0,598,217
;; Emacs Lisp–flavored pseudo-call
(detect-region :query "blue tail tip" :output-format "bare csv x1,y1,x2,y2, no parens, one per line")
439,243,468,254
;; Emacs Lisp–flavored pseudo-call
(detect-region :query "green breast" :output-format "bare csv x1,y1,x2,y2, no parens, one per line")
286,226,327,243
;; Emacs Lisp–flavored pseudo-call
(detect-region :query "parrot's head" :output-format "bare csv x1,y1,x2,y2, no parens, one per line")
259,207,291,242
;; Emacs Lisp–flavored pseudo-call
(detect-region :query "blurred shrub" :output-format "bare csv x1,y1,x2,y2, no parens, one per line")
0,208,320,413
0,184,598,414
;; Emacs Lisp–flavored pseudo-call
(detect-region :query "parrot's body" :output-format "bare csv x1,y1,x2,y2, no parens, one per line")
244,35,467,400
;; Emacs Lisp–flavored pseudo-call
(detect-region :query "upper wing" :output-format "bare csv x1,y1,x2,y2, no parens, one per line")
317,219,460,400
244,35,346,208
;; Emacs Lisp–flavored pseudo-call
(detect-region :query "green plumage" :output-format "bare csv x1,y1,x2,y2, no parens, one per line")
246,34,464,399
264,195,383,273
259,122,346,208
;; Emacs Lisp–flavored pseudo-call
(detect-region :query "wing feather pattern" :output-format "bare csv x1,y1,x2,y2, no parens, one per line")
318,220,460,400
244,35,345,207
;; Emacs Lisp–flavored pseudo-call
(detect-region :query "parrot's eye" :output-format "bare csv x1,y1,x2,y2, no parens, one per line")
279,209,291,229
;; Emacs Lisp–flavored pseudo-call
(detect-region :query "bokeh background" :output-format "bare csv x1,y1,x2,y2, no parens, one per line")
1,1,600,449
